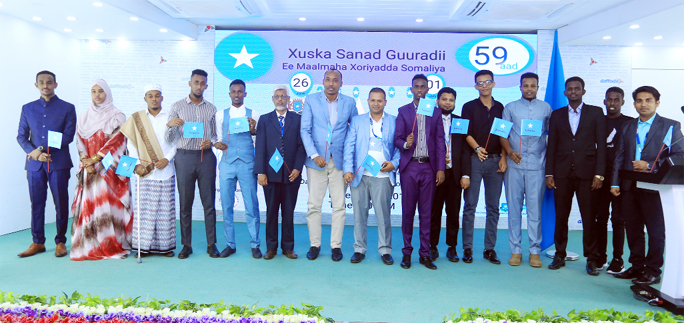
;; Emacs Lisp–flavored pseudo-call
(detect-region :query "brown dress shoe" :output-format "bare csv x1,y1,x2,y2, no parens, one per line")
283,250,298,259
18,243,46,258
55,243,67,257
264,250,277,260
529,254,543,268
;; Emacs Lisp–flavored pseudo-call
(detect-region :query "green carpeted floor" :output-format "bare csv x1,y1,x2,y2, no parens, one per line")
0,220,656,323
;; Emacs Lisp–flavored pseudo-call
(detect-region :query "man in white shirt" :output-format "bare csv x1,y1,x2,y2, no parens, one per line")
121,84,178,257
213,79,262,259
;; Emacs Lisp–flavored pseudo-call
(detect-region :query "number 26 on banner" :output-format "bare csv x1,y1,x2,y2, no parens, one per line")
289,72,313,97
455,36,535,76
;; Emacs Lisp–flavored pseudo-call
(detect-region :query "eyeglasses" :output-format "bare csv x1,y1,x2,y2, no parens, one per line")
476,80,494,87
272,95,289,99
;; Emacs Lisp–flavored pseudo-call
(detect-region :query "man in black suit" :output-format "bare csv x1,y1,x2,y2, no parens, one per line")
429,87,471,263
254,85,306,260
611,86,684,285
545,76,606,275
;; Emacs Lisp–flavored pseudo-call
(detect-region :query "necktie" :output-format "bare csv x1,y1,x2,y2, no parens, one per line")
278,116,284,136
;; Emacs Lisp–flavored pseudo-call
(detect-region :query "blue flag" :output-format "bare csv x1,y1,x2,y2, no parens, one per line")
229,116,250,134
269,148,284,173
451,118,469,134
362,155,381,177
101,152,114,171
663,125,673,152
115,155,137,177
183,122,204,138
490,117,513,137
47,131,62,149
326,124,333,143
540,30,568,251
521,119,543,137
417,98,436,116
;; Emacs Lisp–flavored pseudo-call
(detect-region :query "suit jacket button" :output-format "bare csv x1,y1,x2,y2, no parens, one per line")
572,150,575,153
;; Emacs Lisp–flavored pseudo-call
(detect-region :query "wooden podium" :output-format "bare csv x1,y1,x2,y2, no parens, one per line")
620,157,684,314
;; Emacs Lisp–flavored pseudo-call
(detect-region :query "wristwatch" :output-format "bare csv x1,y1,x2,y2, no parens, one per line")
594,175,604,181
475,146,482,153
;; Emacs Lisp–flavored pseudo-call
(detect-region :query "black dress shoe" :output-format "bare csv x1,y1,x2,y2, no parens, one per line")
163,251,175,257
614,266,643,279
446,247,459,262
463,248,473,263
586,261,599,276
306,246,320,260
429,248,439,261
220,246,236,258
331,248,343,262
400,255,411,269
207,244,220,258
419,256,437,270
382,254,394,265
252,248,262,259
483,249,501,264
633,273,661,285
178,246,193,259
350,252,365,263
548,255,565,270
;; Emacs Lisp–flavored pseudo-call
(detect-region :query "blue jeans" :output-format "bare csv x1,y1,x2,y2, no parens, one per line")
219,159,260,249
462,155,504,251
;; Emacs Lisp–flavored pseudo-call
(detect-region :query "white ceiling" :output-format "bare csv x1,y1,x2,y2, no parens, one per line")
0,0,682,47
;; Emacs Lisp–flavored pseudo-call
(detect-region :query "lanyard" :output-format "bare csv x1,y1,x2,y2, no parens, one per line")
636,129,648,155
371,116,383,139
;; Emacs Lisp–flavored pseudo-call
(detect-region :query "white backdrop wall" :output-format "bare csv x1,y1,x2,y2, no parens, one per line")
630,47,684,123
0,12,81,236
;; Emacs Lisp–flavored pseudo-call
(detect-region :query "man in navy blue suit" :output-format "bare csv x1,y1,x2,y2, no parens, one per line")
17,71,77,258
255,85,306,260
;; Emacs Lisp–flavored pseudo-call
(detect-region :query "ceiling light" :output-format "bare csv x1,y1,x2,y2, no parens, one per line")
602,36,611,40
32,17,41,21
130,17,139,21
357,17,364,21
634,42,643,46
416,18,423,22
64,28,72,32
299,17,306,21
630,24,639,29
160,28,168,32
654,36,663,40
0,3,3,6
93,2,102,6
67,16,76,21
96,28,103,32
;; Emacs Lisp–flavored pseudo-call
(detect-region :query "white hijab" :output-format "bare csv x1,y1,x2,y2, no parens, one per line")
77,79,126,138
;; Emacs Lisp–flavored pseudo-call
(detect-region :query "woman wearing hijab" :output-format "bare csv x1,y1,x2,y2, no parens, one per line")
70,79,132,261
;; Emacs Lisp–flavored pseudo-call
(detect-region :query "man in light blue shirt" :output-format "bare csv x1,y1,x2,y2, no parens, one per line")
499,73,551,268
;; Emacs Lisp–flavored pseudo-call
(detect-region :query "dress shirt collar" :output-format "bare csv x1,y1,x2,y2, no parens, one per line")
442,113,452,121
638,113,656,126
370,112,385,122
231,104,246,110
276,110,287,119
568,102,583,114
39,95,59,105
185,95,207,106
325,94,339,104
146,108,168,119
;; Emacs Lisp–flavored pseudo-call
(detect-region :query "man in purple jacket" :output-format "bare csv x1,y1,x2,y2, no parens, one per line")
394,74,446,270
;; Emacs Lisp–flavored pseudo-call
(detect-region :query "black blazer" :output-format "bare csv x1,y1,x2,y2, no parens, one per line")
612,114,684,190
254,110,306,183
546,104,606,180
448,114,472,179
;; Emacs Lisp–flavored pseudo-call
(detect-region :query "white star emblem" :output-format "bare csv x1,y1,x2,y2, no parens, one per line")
389,90,395,95
528,123,533,128
236,121,240,126
53,136,58,140
353,90,359,95
229,45,259,68
426,104,431,109
275,156,279,160
370,141,375,147
456,122,461,126
370,161,375,166
500,124,506,129
122,162,128,167
192,126,197,131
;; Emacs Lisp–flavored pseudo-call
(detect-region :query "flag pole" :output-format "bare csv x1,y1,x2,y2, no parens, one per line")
136,174,141,264
650,143,666,173
47,146,50,173
484,133,492,152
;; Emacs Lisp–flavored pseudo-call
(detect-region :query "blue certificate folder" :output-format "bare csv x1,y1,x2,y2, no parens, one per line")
183,122,204,138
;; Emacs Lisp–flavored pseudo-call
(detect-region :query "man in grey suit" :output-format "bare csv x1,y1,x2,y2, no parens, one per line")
611,86,684,285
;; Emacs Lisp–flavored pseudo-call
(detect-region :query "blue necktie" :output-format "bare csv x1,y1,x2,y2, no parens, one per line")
278,116,284,136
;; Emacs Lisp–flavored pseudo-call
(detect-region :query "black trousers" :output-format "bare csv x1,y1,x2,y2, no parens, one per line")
622,185,665,276
594,174,625,263
429,170,462,248
263,181,299,251
175,149,217,247
553,171,599,262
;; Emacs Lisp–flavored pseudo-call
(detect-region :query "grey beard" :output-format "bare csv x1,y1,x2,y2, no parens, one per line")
275,105,287,111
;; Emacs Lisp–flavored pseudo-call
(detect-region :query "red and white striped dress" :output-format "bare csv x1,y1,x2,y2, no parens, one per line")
70,129,132,261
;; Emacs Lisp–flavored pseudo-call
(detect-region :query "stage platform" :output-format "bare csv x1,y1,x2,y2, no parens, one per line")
0,220,657,323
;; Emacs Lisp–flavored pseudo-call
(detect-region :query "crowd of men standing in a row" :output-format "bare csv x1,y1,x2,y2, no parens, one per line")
17,68,683,287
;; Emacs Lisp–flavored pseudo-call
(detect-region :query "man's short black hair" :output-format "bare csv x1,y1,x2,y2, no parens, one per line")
632,86,660,101
437,87,457,101
230,79,246,90
36,70,56,83
368,87,386,99
325,68,342,80
565,76,585,89
412,74,428,85
605,87,624,98
475,70,494,82
520,72,538,85
191,69,208,78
